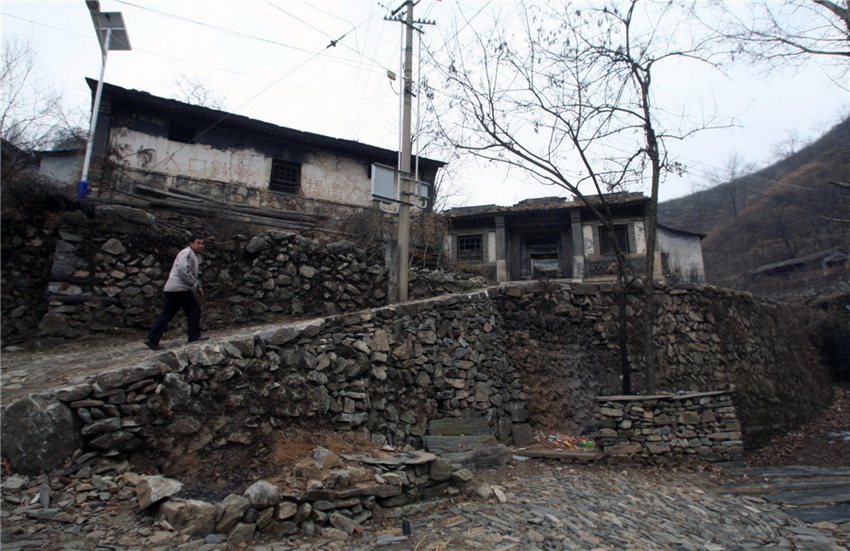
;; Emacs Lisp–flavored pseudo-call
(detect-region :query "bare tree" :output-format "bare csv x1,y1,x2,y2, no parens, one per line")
771,128,814,161
707,0,850,89
426,1,720,393
174,75,226,110
1,36,88,182
1,37,62,152
712,152,757,218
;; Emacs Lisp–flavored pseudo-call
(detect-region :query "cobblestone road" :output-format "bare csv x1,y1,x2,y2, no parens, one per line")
297,463,850,551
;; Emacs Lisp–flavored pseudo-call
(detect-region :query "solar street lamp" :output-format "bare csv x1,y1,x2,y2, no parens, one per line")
78,0,131,199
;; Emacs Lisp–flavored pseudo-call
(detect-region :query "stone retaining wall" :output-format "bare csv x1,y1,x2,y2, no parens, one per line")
6,205,482,346
2,289,530,476
595,390,744,464
492,282,832,448
2,281,833,476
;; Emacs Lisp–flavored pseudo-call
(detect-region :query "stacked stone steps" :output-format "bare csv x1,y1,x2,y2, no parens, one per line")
424,418,506,470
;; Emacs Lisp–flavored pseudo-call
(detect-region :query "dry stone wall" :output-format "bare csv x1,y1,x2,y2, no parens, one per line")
2,289,529,476
491,282,622,436
4,280,831,477
596,390,744,464
1,205,833,475
491,281,832,449
2,204,483,346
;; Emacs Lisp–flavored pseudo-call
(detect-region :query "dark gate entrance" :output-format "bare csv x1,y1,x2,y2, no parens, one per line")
521,234,561,279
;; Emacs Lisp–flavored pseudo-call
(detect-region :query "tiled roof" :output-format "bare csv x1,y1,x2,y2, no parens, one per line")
446,192,647,218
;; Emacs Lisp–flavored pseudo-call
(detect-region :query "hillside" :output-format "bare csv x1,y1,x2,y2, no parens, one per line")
659,116,850,294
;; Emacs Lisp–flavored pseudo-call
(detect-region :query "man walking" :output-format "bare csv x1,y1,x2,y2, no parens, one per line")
144,235,208,350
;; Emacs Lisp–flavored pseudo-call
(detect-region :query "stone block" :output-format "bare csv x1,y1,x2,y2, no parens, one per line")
313,446,342,469
275,501,298,520
258,326,302,346
679,412,700,425
605,443,643,455
216,494,250,533
429,458,453,482
599,407,623,418
160,498,218,537
96,363,162,391
424,435,498,454
244,480,281,509
137,476,183,510
54,384,93,402
329,512,360,535
227,522,256,544
0,395,82,475
646,442,671,455
429,417,490,436
506,402,530,423
512,423,535,446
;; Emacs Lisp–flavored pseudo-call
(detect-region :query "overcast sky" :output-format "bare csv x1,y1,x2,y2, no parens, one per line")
2,0,848,208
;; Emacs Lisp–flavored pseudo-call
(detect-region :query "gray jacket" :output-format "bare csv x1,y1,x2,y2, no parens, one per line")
163,246,200,292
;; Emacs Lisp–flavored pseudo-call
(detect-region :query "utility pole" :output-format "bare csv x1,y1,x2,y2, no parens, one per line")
386,1,434,303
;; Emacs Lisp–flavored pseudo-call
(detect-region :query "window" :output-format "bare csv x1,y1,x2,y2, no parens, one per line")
599,225,629,255
168,121,196,143
457,234,483,263
269,159,301,193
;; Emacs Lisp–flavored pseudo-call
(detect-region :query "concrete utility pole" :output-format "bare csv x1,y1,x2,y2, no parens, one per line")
397,3,415,303
386,1,434,303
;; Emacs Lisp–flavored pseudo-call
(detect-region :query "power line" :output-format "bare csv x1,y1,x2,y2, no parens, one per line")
114,0,313,54
115,0,392,73
148,47,331,173
131,5,399,169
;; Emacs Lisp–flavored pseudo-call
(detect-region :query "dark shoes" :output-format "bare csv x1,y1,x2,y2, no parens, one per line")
146,337,207,349
144,339,162,351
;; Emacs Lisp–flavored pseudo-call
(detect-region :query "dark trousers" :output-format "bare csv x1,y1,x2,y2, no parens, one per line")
147,291,201,344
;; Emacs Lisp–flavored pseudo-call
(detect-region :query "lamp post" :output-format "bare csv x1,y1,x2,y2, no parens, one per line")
78,0,131,199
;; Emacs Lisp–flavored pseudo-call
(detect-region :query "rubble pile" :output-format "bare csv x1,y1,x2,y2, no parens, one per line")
139,447,479,544
0,447,485,547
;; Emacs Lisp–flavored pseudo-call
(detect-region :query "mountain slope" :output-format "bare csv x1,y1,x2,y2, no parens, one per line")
659,116,850,292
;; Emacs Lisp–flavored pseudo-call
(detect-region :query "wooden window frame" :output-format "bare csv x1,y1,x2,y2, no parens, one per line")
457,234,484,263
600,224,630,255
269,159,301,194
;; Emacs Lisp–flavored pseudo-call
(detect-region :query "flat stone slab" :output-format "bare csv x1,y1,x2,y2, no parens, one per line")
721,476,850,496
441,448,505,470
728,466,850,478
763,486,850,506
720,465,850,531
429,417,491,436
425,435,498,454
514,449,603,463
341,451,437,466
786,504,850,524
